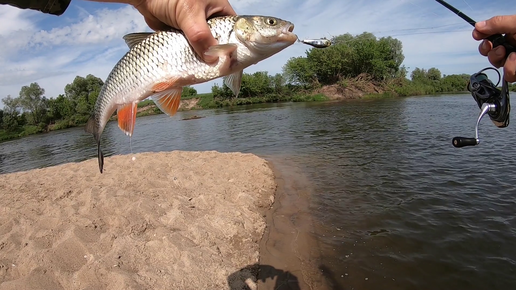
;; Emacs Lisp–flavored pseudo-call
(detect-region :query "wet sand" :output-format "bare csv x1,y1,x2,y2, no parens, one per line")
0,151,276,290
257,157,330,290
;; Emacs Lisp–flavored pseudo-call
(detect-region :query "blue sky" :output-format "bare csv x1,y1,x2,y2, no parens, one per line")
0,0,513,101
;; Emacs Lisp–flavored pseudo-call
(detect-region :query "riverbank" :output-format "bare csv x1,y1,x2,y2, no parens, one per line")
0,76,471,143
0,93,329,143
0,151,279,289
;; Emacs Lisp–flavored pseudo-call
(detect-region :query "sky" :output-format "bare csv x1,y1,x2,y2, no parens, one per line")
0,0,513,102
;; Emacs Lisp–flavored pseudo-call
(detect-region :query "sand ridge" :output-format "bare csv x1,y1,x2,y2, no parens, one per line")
0,151,276,290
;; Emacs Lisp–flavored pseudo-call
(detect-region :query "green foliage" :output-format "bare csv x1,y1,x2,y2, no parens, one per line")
65,74,104,116
18,83,48,125
182,86,197,98
211,93,328,107
283,56,317,87
1,95,21,131
137,99,154,108
283,32,405,86
212,83,234,99
388,68,469,97
0,74,106,140
197,93,215,109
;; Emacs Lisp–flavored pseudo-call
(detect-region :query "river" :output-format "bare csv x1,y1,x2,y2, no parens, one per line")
1,95,515,289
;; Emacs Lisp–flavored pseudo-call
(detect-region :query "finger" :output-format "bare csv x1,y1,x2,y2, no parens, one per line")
475,15,516,36
144,15,171,31
504,52,516,82
505,32,516,47
206,1,236,18
478,39,492,56
180,15,219,63
487,45,507,68
472,29,492,41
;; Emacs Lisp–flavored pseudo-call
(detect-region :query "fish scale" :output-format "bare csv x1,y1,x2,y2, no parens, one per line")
86,15,297,173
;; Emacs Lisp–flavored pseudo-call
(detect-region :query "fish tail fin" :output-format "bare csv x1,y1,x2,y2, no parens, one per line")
97,141,104,174
85,115,104,174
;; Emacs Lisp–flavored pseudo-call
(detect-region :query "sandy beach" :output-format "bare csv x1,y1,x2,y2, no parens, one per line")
0,151,277,290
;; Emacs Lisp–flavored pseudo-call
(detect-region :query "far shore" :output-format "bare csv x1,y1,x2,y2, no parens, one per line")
0,83,471,143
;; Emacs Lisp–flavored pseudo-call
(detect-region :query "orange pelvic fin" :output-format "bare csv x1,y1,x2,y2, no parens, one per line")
151,88,182,117
152,77,180,92
117,102,138,136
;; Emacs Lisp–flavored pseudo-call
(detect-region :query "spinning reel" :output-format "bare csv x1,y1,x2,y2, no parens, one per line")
452,68,510,147
435,0,515,148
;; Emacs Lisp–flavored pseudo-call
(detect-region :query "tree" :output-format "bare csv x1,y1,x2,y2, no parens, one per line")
283,56,317,87
2,95,20,131
18,82,47,125
427,68,442,81
182,86,197,98
283,32,405,85
47,94,74,122
240,71,273,97
410,67,427,82
212,83,233,99
271,73,286,94
64,74,104,116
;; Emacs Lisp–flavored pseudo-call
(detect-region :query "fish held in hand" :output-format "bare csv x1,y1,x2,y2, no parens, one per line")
85,15,297,173
300,38,332,48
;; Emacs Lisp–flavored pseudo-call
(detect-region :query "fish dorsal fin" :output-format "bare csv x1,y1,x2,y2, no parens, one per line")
223,70,243,98
151,89,182,117
117,102,138,136
123,32,153,49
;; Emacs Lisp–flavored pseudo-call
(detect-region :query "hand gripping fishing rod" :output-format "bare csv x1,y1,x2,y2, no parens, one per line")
436,0,514,147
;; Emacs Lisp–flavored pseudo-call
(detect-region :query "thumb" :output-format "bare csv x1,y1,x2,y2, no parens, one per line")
475,15,516,36
180,15,219,64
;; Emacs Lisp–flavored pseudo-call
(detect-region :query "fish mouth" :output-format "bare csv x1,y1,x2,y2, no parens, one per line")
279,24,297,43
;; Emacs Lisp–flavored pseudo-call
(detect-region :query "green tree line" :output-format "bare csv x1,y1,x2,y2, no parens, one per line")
282,32,471,96
1,31,492,140
1,75,104,136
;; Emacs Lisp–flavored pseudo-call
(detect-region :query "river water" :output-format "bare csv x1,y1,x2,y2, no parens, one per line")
1,95,515,289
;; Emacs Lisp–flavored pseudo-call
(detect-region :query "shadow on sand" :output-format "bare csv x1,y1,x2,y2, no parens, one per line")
227,264,300,290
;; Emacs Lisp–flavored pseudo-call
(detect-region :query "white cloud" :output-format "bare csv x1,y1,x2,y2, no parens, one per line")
0,5,149,100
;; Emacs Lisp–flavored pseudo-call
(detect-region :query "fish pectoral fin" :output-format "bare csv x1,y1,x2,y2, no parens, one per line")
204,44,238,57
123,32,153,49
117,102,138,136
223,70,243,98
151,88,182,117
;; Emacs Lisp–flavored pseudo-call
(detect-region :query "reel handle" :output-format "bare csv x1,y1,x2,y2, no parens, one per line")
452,137,478,148
452,103,497,148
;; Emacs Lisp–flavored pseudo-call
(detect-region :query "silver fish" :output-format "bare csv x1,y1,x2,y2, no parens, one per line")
85,15,297,173
300,38,332,48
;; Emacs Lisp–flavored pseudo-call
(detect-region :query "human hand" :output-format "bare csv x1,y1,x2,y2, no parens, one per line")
473,15,516,82
130,0,236,63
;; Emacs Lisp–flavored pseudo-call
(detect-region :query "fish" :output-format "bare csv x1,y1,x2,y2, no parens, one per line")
85,15,297,173
300,38,332,48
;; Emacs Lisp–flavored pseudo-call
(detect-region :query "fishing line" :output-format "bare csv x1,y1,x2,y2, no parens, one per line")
406,0,442,18
386,29,471,37
462,0,473,11
369,23,466,35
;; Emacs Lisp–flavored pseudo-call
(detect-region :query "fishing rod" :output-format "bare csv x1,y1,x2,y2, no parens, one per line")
435,0,514,147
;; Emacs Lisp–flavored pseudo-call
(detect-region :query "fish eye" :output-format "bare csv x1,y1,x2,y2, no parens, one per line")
265,18,277,26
